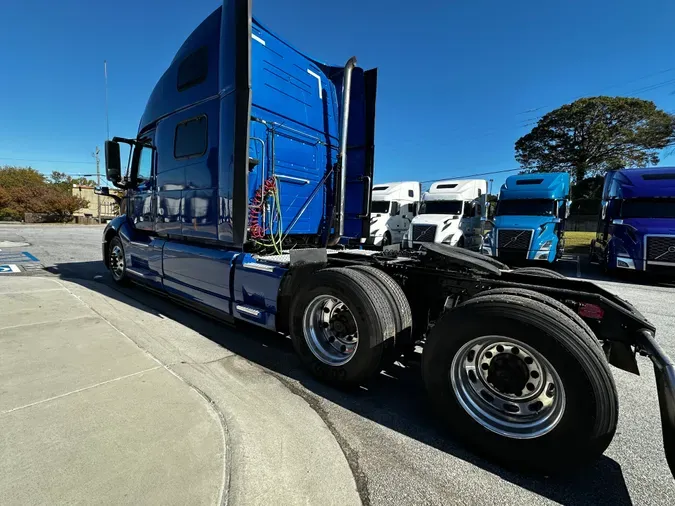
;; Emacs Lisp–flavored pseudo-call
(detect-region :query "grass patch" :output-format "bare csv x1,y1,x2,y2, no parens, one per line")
565,231,595,255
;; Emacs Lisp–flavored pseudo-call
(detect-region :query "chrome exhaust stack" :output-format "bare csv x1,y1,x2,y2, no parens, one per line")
328,56,357,246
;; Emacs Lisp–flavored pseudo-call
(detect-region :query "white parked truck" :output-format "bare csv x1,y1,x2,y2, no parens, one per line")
364,181,421,247
405,179,487,250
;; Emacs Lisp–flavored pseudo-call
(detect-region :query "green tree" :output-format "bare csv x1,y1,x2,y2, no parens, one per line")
50,171,97,194
0,166,45,188
0,166,87,220
515,96,674,183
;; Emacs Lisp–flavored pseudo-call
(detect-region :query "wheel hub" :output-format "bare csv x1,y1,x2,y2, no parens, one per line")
110,244,125,280
487,354,529,396
450,336,566,439
302,295,360,366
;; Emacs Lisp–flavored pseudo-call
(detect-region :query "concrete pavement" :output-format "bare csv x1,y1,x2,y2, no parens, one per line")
0,276,361,506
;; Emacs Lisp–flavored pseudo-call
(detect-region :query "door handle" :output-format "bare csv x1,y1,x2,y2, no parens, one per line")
357,175,372,218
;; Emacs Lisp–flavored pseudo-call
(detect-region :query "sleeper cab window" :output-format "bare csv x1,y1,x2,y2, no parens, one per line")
174,116,208,159
177,46,208,92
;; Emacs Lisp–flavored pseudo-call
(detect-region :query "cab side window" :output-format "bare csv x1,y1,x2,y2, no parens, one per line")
174,116,208,159
136,146,153,182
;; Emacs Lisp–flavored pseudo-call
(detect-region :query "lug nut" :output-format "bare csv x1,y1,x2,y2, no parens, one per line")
328,336,335,343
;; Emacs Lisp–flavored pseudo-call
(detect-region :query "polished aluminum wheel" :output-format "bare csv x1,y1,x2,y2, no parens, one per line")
450,336,566,439
302,295,359,366
110,244,125,281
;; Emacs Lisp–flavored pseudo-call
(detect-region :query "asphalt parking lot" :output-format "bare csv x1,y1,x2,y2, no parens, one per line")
1,223,674,505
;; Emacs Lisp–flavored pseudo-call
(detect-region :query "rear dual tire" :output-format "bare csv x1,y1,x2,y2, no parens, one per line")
422,291,618,474
289,267,404,387
513,266,565,279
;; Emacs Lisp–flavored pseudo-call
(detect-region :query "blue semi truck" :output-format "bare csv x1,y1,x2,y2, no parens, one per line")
483,173,570,264
590,168,675,275
97,0,675,476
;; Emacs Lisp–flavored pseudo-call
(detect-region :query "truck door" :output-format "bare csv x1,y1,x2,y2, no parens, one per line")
124,131,164,287
460,201,474,248
400,202,415,241
472,200,483,250
128,133,156,233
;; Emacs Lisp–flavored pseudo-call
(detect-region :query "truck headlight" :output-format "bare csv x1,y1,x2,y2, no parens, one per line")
442,234,455,244
540,240,552,250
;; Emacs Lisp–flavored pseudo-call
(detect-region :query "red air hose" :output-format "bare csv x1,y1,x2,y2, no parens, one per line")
249,177,276,239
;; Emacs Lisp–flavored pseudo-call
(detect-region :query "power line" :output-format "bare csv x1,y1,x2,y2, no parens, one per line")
513,66,675,118
444,71,675,145
0,157,95,165
420,167,521,184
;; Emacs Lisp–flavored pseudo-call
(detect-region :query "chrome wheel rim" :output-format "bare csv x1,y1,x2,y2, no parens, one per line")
110,244,125,280
302,295,359,366
450,336,566,439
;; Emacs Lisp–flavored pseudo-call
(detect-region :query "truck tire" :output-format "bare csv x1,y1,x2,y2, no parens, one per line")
108,236,130,286
289,267,396,387
349,265,413,363
513,266,565,279
382,232,392,247
422,293,618,474
471,288,603,353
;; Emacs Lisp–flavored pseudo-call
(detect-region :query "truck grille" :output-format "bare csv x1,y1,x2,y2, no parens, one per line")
647,236,675,263
412,224,436,242
498,229,533,252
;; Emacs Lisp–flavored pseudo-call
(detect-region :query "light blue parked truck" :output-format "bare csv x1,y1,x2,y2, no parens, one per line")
483,173,571,264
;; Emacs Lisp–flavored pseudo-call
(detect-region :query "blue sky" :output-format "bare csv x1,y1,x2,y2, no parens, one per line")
1,0,675,190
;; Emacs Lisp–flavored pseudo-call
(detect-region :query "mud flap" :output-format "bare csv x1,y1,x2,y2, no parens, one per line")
637,330,675,477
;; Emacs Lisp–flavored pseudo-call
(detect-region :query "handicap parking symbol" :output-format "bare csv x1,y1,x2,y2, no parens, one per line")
0,264,21,273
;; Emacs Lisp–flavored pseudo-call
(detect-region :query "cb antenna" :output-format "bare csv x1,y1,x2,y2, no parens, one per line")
104,60,110,140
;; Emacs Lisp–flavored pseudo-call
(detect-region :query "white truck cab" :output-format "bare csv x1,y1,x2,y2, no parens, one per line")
365,181,421,246
405,179,487,250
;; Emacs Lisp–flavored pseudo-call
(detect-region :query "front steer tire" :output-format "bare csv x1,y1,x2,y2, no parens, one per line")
108,236,130,286
289,267,396,388
422,293,618,474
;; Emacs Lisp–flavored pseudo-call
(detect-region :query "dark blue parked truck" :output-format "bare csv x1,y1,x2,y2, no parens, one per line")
591,168,675,276
483,173,570,264
98,0,675,476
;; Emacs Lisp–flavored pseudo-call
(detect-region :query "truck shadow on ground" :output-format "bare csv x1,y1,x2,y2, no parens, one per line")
49,260,634,506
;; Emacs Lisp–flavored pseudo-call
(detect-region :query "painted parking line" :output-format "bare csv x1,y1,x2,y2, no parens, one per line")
0,251,40,263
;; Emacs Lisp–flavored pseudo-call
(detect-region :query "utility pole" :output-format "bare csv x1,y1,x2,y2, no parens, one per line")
94,147,101,223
